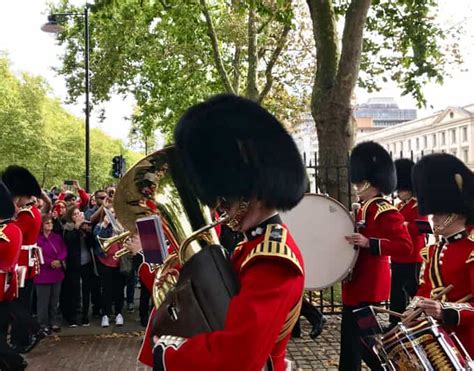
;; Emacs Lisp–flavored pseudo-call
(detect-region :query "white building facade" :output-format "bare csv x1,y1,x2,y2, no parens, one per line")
357,104,474,169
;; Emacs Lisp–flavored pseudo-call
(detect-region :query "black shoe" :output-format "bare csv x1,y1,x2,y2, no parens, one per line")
0,353,27,371
15,330,46,354
42,327,52,336
309,316,327,340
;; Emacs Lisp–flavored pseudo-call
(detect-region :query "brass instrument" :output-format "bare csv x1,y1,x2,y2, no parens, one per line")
113,145,226,307
98,207,131,254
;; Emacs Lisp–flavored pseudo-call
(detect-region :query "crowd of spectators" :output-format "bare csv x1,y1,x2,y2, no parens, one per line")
31,181,149,334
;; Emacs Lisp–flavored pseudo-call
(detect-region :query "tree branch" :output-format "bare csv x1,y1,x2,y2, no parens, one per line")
246,1,259,100
231,45,242,93
200,0,234,93
306,0,339,100
333,0,372,103
258,23,291,103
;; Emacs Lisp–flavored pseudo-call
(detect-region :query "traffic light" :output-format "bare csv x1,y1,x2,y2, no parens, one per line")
112,155,126,178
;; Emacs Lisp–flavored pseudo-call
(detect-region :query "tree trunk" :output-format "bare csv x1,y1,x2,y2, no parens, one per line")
307,0,371,207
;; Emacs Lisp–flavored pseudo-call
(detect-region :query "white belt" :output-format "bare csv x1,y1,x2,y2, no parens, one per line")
21,244,38,250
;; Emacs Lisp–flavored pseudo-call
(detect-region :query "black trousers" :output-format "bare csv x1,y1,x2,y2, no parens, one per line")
339,304,383,371
0,302,25,370
139,278,151,324
389,262,421,324
10,279,40,347
292,298,323,335
97,261,126,316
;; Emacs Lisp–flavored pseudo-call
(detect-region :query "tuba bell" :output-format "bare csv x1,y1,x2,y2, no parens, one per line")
113,145,238,340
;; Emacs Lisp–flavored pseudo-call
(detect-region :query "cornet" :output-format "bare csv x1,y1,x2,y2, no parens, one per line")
98,207,132,255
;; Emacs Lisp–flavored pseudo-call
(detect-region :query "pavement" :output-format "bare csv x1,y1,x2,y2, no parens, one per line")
24,312,346,371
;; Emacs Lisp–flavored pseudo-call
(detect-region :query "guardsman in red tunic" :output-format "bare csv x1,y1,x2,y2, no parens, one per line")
151,94,307,371
2,166,44,354
0,181,27,370
388,159,429,326
407,153,474,357
341,142,413,371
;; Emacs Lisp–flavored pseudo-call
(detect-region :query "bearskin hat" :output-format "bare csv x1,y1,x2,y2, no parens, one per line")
1,165,41,197
174,94,307,211
412,153,474,223
395,158,415,192
350,141,396,195
0,181,15,220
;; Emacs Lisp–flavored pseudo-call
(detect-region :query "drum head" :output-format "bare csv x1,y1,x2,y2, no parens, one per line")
281,194,357,290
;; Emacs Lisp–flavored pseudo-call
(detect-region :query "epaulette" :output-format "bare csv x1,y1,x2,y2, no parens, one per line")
373,199,398,220
420,245,430,263
18,205,34,218
240,224,303,274
411,200,418,209
0,225,10,242
468,232,474,243
361,197,385,222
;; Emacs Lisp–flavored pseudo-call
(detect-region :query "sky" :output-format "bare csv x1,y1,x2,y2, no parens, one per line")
0,0,473,145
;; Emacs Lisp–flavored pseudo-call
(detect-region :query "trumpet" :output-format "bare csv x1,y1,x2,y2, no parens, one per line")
98,207,132,255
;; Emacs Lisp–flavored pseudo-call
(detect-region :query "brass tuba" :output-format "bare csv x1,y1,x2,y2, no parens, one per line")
113,145,226,307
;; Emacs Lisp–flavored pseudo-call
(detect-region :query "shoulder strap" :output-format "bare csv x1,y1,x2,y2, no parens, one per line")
361,197,385,221
0,224,10,243
240,224,303,275
18,205,34,218
373,199,398,220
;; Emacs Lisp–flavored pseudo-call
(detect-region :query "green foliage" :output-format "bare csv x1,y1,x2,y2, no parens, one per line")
48,0,312,138
0,55,140,190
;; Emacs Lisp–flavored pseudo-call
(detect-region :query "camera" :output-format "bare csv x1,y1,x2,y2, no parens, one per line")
64,180,74,186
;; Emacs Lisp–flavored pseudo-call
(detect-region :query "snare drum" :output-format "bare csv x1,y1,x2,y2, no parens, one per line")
379,317,471,370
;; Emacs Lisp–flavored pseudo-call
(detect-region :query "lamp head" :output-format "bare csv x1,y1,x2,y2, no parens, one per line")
41,15,65,33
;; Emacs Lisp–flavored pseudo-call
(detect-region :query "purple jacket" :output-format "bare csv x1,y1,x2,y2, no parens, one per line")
34,232,68,285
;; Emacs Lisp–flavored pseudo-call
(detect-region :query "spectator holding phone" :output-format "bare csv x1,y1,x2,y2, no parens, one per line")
34,216,67,334
93,208,126,328
58,180,90,211
51,200,67,234
61,206,97,327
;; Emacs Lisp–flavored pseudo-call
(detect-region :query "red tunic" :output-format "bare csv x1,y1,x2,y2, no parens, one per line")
155,223,304,371
13,204,42,279
342,197,413,305
392,197,428,263
414,232,474,356
0,222,22,301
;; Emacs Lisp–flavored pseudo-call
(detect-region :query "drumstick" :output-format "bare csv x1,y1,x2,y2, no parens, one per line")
384,284,454,338
371,306,404,319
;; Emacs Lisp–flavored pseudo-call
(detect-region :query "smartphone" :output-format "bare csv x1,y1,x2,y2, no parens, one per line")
64,180,74,185
136,215,168,264
415,219,433,234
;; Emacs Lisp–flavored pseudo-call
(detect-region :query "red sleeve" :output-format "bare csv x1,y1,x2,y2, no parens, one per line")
442,262,474,326
58,192,65,201
161,260,303,371
77,189,90,209
368,211,414,257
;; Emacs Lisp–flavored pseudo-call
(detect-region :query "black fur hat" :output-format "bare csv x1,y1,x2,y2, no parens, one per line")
413,153,474,222
0,181,15,220
2,165,41,197
350,141,396,195
395,158,415,192
174,94,307,211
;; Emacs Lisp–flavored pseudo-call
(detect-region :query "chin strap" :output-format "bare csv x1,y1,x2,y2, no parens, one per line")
354,181,371,198
434,213,458,236
226,198,250,231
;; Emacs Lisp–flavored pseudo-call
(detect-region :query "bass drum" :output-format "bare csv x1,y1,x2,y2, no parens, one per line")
281,193,357,290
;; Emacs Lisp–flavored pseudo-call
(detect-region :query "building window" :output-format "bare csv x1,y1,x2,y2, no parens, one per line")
451,129,457,144
432,134,437,147
463,148,469,162
423,136,427,149
416,138,419,150
441,132,446,145
462,126,468,142
400,141,404,153
408,139,412,151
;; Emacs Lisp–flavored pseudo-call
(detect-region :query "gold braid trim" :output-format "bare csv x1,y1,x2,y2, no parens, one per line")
0,225,10,242
466,250,474,264
361,197,386,222
18,205,34,218
373,200,398,220
420,246,431,263
240,224,303,275
277,297,303,343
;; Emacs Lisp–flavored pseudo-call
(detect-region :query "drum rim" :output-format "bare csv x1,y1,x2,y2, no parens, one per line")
288,193,359,290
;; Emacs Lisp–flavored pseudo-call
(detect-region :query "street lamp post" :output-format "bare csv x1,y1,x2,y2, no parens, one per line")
42,6,91,192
